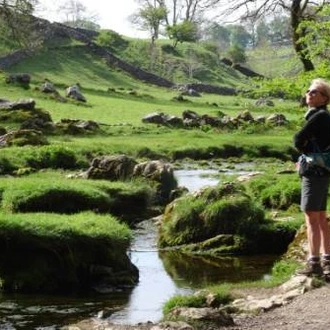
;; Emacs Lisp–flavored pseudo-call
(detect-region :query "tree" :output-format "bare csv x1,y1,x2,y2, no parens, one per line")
226,43,247,64
167,20,199,48
203,22,231,50
0,0,40,47
57,0,99,29
298,4,330,64
213,0,329,72
268,15,292,45
228,24,251,48
132,0,220,38
256,19,270,46
129,3,168,39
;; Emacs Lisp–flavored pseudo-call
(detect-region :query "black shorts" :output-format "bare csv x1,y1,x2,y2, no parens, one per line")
301,175,330,211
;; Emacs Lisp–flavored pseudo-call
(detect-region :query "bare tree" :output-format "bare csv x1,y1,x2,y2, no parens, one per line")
56,0,99,29
133,0,219,35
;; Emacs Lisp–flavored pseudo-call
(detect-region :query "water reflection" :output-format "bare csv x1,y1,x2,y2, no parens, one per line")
109,251,192,324
160,251,279,288
174,169,219,192
0,292,130,329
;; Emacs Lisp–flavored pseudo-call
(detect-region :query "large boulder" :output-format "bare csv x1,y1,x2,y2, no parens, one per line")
85,154,137,180
133,160,177,204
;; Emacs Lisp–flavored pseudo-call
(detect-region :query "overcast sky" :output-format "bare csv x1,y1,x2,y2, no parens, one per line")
38,0,148,38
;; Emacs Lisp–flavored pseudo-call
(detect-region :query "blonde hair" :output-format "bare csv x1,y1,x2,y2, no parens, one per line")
311,78,330,103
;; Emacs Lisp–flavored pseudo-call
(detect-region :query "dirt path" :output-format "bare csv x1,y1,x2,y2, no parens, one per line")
221,283,330,330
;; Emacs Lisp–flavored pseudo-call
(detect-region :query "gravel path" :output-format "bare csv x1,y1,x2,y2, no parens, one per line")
222,284,330,330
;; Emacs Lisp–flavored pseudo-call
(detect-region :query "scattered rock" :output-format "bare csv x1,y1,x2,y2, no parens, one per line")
66,84,87,102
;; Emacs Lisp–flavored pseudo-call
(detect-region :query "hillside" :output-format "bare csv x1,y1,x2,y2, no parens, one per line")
0,17,258,93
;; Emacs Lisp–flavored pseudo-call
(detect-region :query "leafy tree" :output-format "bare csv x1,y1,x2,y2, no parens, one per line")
213,0,329,71
0,0,39,48
203,22,231,50
167,20,199,48
240,9,259,48
228,24,251,48
298,3,330,64
132,0,219,38
226,43,247,64
129,3,168,39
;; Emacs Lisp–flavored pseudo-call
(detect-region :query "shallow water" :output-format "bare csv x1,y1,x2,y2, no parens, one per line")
0,166,279,329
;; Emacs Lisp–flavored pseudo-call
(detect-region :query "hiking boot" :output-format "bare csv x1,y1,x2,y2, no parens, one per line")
322,259,330,276
296,259,323,277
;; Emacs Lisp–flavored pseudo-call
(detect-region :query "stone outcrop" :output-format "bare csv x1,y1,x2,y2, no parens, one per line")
134,160,178,204
0,98,35,110
75,156,177,204
142,109,289,129
230,275,314,314
0,98,54,135
84,154,138,180
0,129,48,147
55,119,100,134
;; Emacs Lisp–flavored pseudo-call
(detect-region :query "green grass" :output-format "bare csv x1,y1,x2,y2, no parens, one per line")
0,211,131,243
0,171,152,221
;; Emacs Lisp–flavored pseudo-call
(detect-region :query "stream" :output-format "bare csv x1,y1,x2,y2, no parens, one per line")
0,166,279,329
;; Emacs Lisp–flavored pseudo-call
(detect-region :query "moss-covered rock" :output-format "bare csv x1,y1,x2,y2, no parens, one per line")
158,182,299,255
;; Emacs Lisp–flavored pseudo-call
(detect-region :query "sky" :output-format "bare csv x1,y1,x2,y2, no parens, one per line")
37,0,148,38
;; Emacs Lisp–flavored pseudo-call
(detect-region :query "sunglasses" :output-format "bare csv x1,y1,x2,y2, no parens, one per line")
306,89,326,96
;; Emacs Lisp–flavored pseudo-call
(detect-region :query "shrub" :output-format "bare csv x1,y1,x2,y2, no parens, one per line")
96,30,129,50
0,157,17,175
25,145,77,169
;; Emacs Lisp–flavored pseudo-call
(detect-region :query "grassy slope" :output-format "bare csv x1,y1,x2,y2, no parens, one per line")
0,35,301,163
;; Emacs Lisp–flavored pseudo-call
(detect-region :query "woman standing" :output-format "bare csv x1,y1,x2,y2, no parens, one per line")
294,78,330,277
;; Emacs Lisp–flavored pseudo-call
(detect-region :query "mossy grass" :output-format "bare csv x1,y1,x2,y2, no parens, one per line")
242,172,302,210
0,210,131,243
0,171,153,223
0,211,137,293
